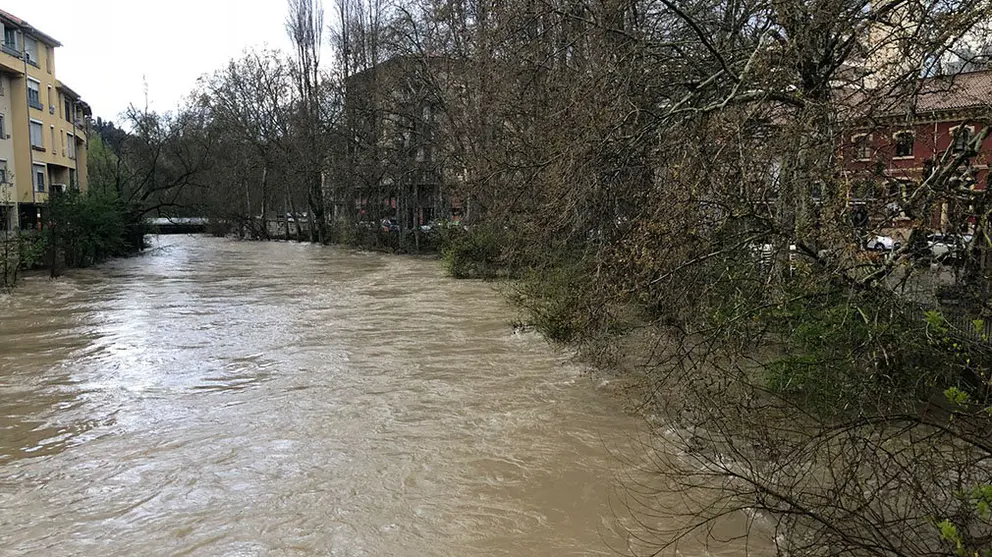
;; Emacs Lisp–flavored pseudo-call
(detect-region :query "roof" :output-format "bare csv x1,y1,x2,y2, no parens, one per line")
56,80,80,99
912,69,992,113
345,55,463,83
0,9,62,47
837,69,992,123
56,80,91,115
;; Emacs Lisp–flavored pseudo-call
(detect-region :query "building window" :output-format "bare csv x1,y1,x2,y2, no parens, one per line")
50,126,55,154
33,163,45,192
69,168,76,190
886,181,904,198
27,79,42,110
47,86,54,113
894,131,914,158
2,27,16,53
852,134,871,161
67,132,75,159
64,98,72,121
29,119,43,149
46,46,51,73
0,160,7,184
952,126,975,152
24,35,37,65
0,113,5,139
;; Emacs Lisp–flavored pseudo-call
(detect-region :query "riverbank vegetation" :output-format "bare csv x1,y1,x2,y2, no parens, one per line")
0,128,157,289
70,0,992,554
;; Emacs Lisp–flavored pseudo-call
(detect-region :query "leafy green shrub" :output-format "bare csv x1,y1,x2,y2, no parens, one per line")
757,285,989,416
47,188,140,274
19,233,46,268
441,226,508,279
0,232,46,289
506,262,609,344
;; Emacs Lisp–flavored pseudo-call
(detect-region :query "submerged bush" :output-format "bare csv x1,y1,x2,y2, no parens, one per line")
441,226,509,279
47,189,142,275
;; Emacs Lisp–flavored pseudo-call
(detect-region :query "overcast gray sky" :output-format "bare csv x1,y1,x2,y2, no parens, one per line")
5,0,297,120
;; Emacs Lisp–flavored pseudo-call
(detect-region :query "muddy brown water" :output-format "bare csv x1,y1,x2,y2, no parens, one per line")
0,236,764,556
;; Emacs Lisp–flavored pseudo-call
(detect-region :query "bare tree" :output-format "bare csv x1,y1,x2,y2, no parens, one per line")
288,0,330,243
204,50,299,239
394,0,992,554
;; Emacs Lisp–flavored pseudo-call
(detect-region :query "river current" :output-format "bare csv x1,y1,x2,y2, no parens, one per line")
0,235,660,556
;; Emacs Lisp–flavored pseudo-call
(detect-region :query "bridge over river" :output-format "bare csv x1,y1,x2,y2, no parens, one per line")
148,217,209,234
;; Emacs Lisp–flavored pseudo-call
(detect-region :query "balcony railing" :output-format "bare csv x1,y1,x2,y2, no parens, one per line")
1,43,20,58
28,99,43,110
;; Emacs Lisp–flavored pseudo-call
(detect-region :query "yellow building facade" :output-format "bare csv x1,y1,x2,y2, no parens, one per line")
0,9,90,230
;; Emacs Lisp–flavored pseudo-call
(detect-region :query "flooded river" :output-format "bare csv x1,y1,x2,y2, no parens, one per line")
0,235,654,556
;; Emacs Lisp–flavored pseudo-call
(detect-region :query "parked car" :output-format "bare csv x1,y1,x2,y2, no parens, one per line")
381,219,400,232
927,233,972,262
866,235,901,251
418,219,464,233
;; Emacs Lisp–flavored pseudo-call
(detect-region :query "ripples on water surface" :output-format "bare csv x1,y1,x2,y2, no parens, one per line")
0,236,768,556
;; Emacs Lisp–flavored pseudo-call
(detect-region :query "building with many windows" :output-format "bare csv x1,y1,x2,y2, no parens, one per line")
841,69,992,236
0,9,90,230
340,56,458,231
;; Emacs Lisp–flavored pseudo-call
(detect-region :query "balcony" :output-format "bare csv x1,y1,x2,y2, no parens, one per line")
28,98,43,110
1,43,20,58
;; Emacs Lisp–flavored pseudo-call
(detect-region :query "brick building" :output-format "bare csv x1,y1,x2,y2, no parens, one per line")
842,69,992,236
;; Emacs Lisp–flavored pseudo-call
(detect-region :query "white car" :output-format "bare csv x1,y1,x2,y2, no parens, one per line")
866,235,901,251
927,233,972,261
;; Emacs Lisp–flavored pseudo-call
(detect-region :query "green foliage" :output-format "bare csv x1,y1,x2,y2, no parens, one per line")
507,262,609,345
974,485,992,521
945,386,972,407
936,519,968,557
936,485,992,557
17,233,46,269
86,132,121,196
757,286,962,415
441,226,510,279
0,232,46,289
47,188,139,273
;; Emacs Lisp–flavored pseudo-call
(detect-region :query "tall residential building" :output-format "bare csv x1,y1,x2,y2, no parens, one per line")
342,56,455,231
0,9,90,231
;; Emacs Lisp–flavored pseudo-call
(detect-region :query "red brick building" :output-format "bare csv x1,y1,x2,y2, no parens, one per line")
842,69,992,236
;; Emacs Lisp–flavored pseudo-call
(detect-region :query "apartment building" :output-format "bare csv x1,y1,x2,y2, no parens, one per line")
0,9,90,231
341,56,456,230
